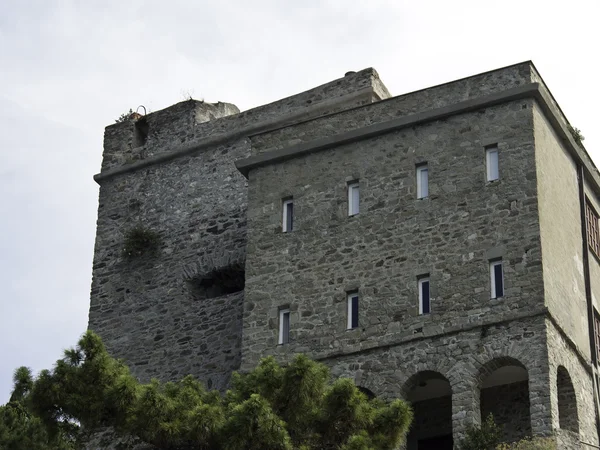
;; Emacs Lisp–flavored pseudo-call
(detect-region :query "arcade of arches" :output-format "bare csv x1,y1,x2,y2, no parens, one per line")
399,358,580,450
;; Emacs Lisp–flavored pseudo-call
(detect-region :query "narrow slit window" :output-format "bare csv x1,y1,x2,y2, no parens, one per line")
490,259,504,299
348,181,360,216
134,117,149,147
418,276,430,315
347,292,359,329
282,198,294,232
279,308,290,345
416,164,429,199
486,145,499,181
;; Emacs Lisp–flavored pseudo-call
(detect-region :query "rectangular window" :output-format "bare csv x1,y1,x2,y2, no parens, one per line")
347,292,359,329
416,164,429,199
586,200,600,258
594,310,600,364
282,198,294,233
418,276,430,315
490,260,504,299
348,181,360,216
279,308,290,345
486,145,499,181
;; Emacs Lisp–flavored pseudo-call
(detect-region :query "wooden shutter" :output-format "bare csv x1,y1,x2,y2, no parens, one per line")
595,312,600,364
586,201,600,258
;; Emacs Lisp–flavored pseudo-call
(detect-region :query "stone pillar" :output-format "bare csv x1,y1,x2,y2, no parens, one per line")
451,379,480,447
528,368,554,437
555,429,582,450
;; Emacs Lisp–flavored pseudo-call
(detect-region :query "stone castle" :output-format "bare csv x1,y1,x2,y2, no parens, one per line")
88,62,600,449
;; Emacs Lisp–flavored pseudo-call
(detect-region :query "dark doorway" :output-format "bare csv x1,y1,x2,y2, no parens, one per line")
480,359,531,443
403,371,453,450
557,366,579,434
418,434,453,450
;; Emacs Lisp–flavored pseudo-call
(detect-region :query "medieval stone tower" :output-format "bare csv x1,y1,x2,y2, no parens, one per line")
89,62,600,449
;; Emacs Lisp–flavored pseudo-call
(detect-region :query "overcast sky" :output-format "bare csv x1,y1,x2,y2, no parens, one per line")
0,0,599,403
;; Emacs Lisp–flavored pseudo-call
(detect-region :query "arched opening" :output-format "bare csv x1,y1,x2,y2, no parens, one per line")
479,357,531,443
557,366,579,434
403,371,453,450
357,386,376,401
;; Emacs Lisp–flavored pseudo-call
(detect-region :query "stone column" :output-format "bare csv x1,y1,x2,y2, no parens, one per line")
451,378,480,447
528,368,554,437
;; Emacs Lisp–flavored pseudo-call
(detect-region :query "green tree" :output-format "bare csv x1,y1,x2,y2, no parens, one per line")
0,401,74,450
458,414,502,450
3,331,412,450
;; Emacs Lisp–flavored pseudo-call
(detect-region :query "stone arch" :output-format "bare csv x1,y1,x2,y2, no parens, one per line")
357,386,376,400
338,368,384,399
475,356,527,386
478,356,531,443
403,371,453,450
401,370,452,399
557,366,579,434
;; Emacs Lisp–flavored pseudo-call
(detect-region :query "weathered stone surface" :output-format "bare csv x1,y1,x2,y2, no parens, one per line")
89,61,600,449
250,62,536,155
89,137,249,390
534,105,590,357
243,99,542,367
89,68,389,390
100,68,389,174
482,381,531,442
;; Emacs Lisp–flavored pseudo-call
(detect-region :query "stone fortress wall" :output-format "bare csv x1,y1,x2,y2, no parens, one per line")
89,62,600,448
89,68,389,391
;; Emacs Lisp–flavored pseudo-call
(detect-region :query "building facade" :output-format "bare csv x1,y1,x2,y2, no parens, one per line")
89,62,600,449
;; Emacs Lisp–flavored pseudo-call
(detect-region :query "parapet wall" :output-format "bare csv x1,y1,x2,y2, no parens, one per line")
250,62,536,154
100,100,240,172
98,68,389,175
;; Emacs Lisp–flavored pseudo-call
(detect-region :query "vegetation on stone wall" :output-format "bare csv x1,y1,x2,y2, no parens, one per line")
458,415,557,450
497,437,556,449
458,414,502,450
115,108,135,123
2,331,412,450
567,124,585,147
122,225,161,258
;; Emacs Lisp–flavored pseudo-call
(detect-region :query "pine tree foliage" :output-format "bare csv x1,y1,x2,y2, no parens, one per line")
458,414,502,450
2,331,412,450
0,401,74,450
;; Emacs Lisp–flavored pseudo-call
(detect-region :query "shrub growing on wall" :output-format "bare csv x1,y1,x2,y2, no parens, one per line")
458,415,557,450
115,109,135,123
497,437,556,450
122,225,161,258
458,414,502,450
567,124,585,147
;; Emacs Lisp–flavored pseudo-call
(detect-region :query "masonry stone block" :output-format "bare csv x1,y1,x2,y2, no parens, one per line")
89,61,600,449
